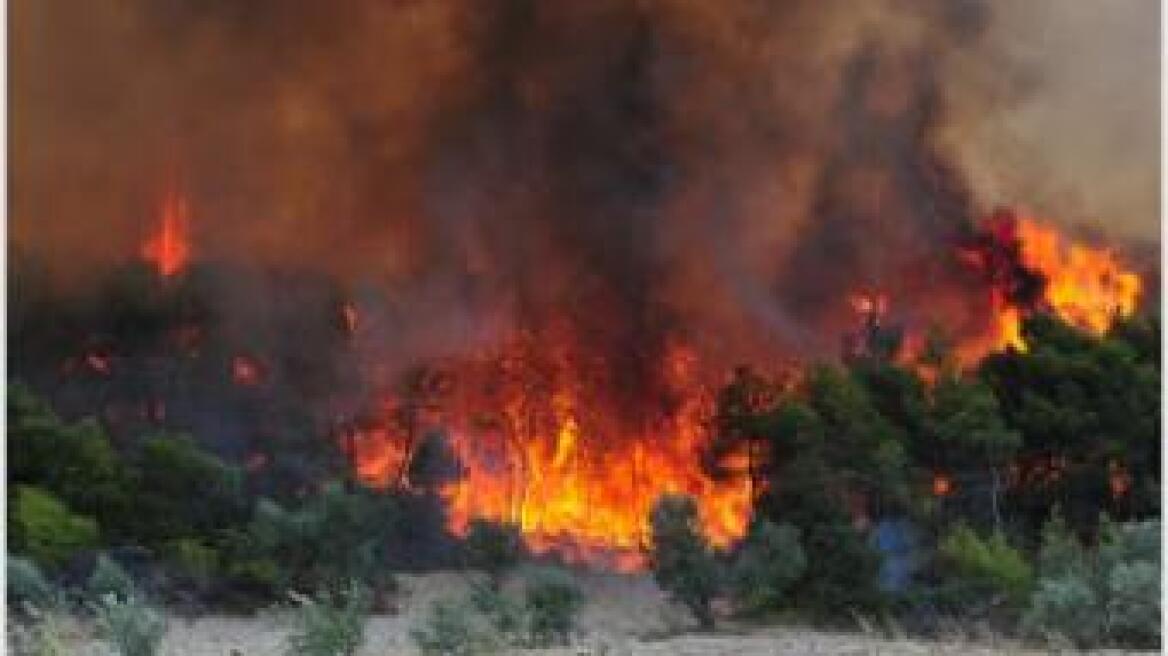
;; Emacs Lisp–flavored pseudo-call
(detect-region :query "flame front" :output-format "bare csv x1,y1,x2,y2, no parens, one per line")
346,335,754,569
140,189,192,278
960,211,1142,360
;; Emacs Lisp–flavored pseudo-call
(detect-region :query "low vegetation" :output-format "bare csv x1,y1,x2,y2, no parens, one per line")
6,311,1162,651
285,582,372,656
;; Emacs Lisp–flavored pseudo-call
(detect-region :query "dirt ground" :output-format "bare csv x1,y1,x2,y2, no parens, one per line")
58,570,1145,655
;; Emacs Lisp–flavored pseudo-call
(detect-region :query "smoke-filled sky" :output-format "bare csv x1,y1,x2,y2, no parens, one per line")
9,0,1160,363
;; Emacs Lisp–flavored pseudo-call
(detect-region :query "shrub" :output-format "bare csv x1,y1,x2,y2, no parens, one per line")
7,556,57,610
1104,560,1160,647
463,519,523,589
1034,512,1088,580
285,581,372,656
523,567,583,647
410,598,500,656
88,553,139,602
1023,515,1160,649
162,538,220,588
649,495,721,629
128,434,248,546
1023,575,1102,646
469,580,525,638
8,605,69,656
93,593,167,656
244,484,401,592
729,520,806,614
8,385,134,534
938,524,1033,606
11,485,99,568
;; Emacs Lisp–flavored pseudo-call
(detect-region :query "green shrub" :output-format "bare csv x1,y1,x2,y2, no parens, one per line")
469,580,525,638
410,598,500,656
93,593,167,656
938,523,1033,605
285,582,371,656
225,557,284,595
729,520,806,614
163,538,220,587
245,484,401,592
649,495,721,629
463,519,523,588
11,486,99,568
7,556,57,610
1023,575,1102,646
523,567,583,647
88,553,139,602
1098,517,1159,573
1023,515,1160,649
128,434,248,546
1035,512,1088,580
1104,560,1160,646
8,385,134,535
8,605,69,656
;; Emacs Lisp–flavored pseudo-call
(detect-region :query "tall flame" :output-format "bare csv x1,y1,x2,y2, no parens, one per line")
1012,217,1141,337
140,188,192,278
345,335,754,569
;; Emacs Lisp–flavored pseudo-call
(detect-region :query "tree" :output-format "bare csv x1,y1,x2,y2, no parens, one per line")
980,313,1160,533
729,520,806,614
648,495,721,628
924,374,1020,531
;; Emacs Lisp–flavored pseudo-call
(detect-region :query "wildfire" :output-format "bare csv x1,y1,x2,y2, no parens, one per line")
960,210,1142,360
348,335,755,569
140,188,192,278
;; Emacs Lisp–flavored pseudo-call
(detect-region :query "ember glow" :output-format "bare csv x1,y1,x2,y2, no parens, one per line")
232,355,262,386
140,189,192,278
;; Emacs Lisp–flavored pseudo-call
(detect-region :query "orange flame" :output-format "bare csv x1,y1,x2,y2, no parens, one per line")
141,189,192,278
960,213,1142,361
1012,217,1141,339
348,336,754,569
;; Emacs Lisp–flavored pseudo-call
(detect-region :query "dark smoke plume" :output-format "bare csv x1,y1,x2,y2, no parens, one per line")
10,0,1159,394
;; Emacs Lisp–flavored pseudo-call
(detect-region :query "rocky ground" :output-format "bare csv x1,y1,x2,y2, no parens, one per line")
52,570,1148,655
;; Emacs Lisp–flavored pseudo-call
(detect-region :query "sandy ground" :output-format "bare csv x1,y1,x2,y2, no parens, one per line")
49,570,1148,655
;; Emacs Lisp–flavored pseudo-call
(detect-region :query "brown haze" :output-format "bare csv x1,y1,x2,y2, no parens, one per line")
9,0,1159,359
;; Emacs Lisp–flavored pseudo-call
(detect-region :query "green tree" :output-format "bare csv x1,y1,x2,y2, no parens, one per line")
980,313,1160,532
729,520,806,614
648,495,721,629
924,374,1020,530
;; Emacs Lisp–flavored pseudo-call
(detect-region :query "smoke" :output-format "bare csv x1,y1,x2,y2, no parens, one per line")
10,0,1159,377
938,0,1160,242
